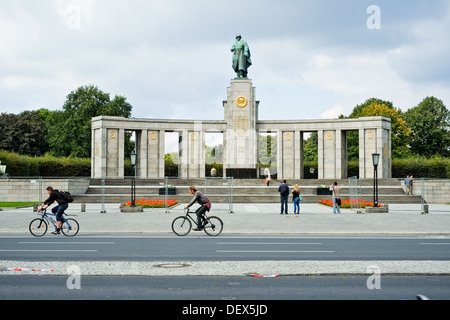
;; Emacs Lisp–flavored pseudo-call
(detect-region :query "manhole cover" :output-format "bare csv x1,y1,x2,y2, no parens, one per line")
153,263,191,269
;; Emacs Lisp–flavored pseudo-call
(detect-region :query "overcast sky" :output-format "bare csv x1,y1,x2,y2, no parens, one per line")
1,0,449,122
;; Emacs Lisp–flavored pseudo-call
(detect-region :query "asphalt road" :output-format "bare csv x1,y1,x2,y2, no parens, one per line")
0,234,449,262
1,275,449,300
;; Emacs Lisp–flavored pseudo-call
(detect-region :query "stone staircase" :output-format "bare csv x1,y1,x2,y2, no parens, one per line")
73,178,421,204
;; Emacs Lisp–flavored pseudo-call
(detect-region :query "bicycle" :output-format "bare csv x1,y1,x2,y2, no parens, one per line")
172,208,223,236
29,209,79,237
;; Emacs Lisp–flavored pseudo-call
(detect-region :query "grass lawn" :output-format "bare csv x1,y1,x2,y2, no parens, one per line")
0,202,37,208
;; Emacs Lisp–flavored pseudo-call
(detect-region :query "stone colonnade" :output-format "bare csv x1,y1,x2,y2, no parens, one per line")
91,79,391,179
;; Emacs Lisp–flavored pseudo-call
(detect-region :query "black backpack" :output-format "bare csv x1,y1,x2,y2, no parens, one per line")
59,190,74,203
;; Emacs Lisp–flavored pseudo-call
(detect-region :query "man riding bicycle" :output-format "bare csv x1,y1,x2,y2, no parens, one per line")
185,186,212,231
38,186,69,235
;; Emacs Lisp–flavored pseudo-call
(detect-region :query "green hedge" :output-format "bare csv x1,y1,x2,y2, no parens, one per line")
0,150,91,177
1,150,449,178
392,157,449,179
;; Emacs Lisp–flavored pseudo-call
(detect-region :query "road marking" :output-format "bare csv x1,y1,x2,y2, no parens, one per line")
17,242,115,245
0,250,98,252
216,250,334,253
419,243,450,245
217,242,322,245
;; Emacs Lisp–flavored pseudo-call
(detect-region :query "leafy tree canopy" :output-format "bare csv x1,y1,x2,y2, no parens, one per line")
47,85,132,158
404,96,449,157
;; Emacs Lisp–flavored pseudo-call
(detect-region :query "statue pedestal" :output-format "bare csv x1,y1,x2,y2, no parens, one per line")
223,79,259,179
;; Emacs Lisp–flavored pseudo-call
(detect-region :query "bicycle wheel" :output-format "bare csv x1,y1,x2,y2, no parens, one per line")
61,218,79,237
172,216,192,236
29,218,48,237
203,216,223,236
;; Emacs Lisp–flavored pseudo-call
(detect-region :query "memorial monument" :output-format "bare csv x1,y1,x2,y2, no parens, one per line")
91,35,391,180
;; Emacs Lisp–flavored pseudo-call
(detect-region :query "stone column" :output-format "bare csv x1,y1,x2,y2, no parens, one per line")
317,130,324,179
147,130,163,178
137,130,148,178
178,130,188,179
222,79,258,178
281,131,295,179
323,130,337,179
295,131,303,179
335,129,347,179
106,128,120,177
188,130,205,178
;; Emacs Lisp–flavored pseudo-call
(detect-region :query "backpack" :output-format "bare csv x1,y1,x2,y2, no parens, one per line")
59,190,74,203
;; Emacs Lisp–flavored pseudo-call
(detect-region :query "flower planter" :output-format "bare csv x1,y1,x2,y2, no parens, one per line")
317,187,332,195
158,188,176,195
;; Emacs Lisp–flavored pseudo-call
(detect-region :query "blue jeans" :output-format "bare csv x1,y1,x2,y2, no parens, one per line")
280,196,288,214
293,197,300,213
332,197,341,214
52,203,68,222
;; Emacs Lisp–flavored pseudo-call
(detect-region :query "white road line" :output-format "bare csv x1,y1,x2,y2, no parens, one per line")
216,250,334,253
216,242,323,245
0,250,98,252
419,243,450,245
17,242,115,245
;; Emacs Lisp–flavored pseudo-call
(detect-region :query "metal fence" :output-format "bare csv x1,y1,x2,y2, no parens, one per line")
348,176,363,212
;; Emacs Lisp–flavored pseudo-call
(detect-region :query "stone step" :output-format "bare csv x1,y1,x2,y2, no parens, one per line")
74,193,421,204
84,185,406,196
88,178,405,187
79,178,418,204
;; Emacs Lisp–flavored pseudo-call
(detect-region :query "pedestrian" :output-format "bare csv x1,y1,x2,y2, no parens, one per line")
410,175,414,195
309,167,315,179
264,167,271,186
38,186,69,235
404,175,411,195
278,179,289,214
292,184,300,214
329,181,341,214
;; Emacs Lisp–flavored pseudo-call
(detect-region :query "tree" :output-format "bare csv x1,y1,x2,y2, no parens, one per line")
347,98,412,159
47,85,132,158
0,110,49,156
404,96,450,157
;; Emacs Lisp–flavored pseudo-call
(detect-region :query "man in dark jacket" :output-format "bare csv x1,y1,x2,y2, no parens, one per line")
278,180,289,214
38,186,69,235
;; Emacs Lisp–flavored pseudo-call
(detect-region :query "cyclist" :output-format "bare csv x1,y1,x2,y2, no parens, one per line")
38,186,69,235
185,186,211,231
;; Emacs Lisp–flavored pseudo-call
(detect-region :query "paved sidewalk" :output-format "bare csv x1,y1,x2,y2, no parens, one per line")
1,202,449,235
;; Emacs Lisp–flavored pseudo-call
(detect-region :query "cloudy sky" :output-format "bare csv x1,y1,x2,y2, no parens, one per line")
1,0,449,122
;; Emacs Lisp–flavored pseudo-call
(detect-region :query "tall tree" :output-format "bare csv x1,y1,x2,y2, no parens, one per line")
347,98,412,159
47,85,132,158
404,96,449,157
0,110,49,156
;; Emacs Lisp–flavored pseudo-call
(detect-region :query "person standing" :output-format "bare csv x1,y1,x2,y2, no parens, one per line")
264,167,271,186
329,181,341,214
278,180,289,214
404,175,411,195
38,186,69,235
292,184,300,214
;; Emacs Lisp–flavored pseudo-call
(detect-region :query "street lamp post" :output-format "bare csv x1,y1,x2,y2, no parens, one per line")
372,153,380,207
130,152,137,207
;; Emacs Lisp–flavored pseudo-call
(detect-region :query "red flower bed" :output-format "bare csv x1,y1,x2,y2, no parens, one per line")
122,199,179,208
318,199,384,208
